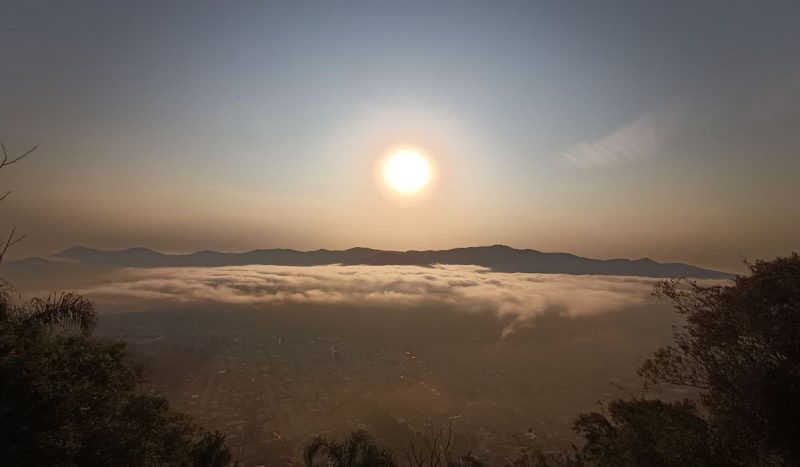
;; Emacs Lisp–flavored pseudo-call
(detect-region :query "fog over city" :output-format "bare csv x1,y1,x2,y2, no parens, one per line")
82,265,659,329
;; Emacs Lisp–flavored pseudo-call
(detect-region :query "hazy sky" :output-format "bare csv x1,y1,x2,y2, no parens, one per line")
2,1,799,271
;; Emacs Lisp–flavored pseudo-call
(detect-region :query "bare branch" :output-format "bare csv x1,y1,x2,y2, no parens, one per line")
0,143,36,264
443,419,454,466
404,430,427,467
0,143,37,169
21,291,97,335
0,226,25,265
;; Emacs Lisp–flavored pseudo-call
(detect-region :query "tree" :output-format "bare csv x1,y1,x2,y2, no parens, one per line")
639,254,800,465
572,399,716,467
568,254,800,466
303,423,490,467
0,285,233,466
505,447,582,467
304,429,397,467
403,421,486,467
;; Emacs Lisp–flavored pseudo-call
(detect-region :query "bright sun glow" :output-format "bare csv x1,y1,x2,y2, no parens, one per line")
383,150,431,194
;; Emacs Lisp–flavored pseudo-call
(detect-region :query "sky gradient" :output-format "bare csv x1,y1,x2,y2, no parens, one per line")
2,1,799,271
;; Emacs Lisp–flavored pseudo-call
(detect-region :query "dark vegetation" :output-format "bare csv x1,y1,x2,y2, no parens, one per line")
305,430,396,467
0,286,232,466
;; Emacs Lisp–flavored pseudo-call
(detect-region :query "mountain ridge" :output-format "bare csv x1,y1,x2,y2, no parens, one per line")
0,245,736,279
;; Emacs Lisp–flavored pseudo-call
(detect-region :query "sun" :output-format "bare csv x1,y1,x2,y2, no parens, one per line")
383,149,431,194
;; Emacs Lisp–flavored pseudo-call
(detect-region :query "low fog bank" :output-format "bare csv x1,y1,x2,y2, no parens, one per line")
76,264,666,337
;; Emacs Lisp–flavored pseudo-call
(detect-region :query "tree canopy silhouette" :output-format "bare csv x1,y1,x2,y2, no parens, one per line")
0,284,232,466
572,398,715,467
639,253,800,464
571,253,800,466
304,429,397,467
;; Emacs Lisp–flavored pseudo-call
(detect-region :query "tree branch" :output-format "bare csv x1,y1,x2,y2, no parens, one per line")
0,143,36,264
0,143,37,169
0,225,25,264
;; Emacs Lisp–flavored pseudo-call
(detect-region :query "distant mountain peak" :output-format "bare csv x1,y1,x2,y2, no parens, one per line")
57,245,99,256
36,244,734,279
119,247,161,254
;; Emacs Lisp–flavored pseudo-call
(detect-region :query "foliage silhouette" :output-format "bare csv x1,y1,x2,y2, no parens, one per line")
402,420,487,467
572,399,716,467
0,283,233,466
304,429,397,467
572,253,800,466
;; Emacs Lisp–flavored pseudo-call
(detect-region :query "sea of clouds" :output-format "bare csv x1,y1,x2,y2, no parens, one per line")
80,264,667,332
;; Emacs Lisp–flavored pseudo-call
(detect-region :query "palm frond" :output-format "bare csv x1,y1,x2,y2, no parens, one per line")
304,435,343,466
346,430,396,467
21,292,97,335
